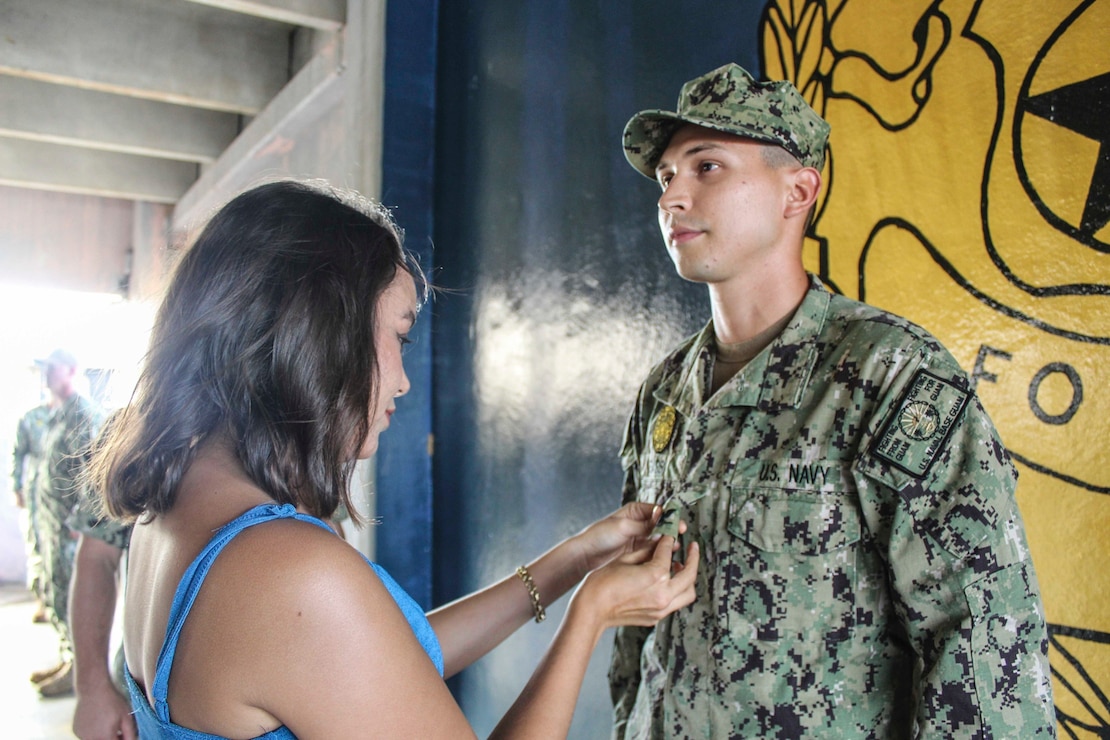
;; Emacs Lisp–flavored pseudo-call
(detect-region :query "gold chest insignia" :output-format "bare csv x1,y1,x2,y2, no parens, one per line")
652,405,677,453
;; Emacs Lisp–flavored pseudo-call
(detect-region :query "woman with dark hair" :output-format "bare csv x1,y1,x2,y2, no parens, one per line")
87,179,698,738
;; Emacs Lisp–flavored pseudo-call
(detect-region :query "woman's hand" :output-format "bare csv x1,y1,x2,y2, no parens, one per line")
571,502,686,574
569,534,699,633
487,535,698,738
430,504,687,679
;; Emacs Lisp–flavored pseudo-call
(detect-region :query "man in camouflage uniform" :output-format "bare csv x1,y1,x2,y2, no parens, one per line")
69,408,137,739
70,501,135,737
12,399,55,622
31,348,104,698
609,64,1055,738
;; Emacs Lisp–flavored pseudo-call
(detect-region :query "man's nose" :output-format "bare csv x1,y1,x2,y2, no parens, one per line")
658,176,689,213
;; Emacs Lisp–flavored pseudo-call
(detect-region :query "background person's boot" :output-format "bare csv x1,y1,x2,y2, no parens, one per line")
29,660,67,684
37,661,74,698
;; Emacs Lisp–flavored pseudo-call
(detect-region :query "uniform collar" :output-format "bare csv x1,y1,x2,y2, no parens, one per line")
54,392,88,418
654,274,830,414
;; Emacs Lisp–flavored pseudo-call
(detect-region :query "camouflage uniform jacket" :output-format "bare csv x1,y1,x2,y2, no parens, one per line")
35,394,103,528
69,486,132,551
12,403,53,495
609,276,1055,739
69,407,131,550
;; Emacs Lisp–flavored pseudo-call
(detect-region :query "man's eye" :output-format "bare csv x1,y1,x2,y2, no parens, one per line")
399,335,413,352
699,161,719,173
657,174,672,190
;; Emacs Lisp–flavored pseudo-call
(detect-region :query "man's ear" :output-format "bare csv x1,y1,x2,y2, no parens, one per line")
784,167,821,219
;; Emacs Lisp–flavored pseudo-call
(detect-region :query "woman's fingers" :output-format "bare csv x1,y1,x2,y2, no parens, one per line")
580,503,659,560
670,541,699,605
617,534,664,565
636,539,699,622
622,501,660,523
650,537,698,590
648,532,676,567
616,520,695,565
589,536,699,628
575,503,692,577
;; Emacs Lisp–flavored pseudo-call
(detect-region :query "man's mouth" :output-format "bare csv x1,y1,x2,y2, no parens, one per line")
669,226,702,244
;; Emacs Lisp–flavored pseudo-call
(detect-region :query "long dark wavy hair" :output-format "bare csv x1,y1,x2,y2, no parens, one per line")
88,179,423,525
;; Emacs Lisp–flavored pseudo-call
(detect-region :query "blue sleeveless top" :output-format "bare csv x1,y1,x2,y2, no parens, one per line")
125,503,443,739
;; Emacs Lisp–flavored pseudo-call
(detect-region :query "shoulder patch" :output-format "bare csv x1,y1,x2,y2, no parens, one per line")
871,369,969,478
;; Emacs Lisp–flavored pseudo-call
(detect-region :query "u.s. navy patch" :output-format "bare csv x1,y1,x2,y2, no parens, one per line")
652,405,677,453
872,370,969,477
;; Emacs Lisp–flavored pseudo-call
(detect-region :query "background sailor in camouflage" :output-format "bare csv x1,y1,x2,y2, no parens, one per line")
11,400,54,621
609,64,1055,738
69,521,134,738
68,407,137,739
31,349,104,698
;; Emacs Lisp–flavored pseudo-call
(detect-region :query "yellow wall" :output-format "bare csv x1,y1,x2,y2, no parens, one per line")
762,0,1109,734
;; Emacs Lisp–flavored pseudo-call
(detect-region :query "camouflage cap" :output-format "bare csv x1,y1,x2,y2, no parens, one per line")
623,63,830,178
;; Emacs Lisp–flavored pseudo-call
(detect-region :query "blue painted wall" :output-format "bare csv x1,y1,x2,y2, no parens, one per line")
377,1,440,608
384,0,766,734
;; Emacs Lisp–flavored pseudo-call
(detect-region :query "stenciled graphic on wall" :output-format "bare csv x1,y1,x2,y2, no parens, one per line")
759,0,1109,735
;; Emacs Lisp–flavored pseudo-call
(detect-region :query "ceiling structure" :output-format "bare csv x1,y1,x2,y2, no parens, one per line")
0,0,346,209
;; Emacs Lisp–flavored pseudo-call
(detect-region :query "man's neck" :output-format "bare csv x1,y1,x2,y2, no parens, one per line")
51,388,76,405
708,263,809,345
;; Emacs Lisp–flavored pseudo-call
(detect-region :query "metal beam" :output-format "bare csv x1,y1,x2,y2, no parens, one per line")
174,38,344,224
0,0,291,114
0,77,239,163
0,138,198,204
182,0,345,31
341,0,386,200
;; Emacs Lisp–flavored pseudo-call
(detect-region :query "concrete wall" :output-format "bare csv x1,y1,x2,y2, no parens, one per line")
0,185,132,295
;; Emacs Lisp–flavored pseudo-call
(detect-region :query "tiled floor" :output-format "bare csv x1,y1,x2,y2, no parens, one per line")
1,584,77,739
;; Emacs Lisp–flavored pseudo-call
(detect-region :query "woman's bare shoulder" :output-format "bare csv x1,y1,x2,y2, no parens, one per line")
166,516,426,733
176,515,472,736
202,515,383,618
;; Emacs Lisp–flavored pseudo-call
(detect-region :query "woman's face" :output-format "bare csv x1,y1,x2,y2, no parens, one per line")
357,270,417,460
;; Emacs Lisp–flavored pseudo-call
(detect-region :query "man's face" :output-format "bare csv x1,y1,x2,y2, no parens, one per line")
654,124,795,285
45,362,75,398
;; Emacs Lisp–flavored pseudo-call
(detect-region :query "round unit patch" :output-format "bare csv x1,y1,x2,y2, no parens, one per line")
899,401,940,440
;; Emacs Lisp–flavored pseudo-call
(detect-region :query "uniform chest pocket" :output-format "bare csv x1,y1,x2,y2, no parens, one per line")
718,489,860,644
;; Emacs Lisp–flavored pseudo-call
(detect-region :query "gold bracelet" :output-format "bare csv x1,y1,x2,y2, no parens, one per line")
516,565,546,623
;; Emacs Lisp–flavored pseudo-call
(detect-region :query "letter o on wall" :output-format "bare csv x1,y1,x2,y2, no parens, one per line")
1028,362,1083,425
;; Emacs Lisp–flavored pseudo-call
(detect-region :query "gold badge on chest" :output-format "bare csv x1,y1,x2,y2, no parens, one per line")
651,405,677,453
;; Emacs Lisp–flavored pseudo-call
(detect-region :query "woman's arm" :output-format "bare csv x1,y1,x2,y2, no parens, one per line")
490,535,699,738
428,502,663,677
193,515,695,738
